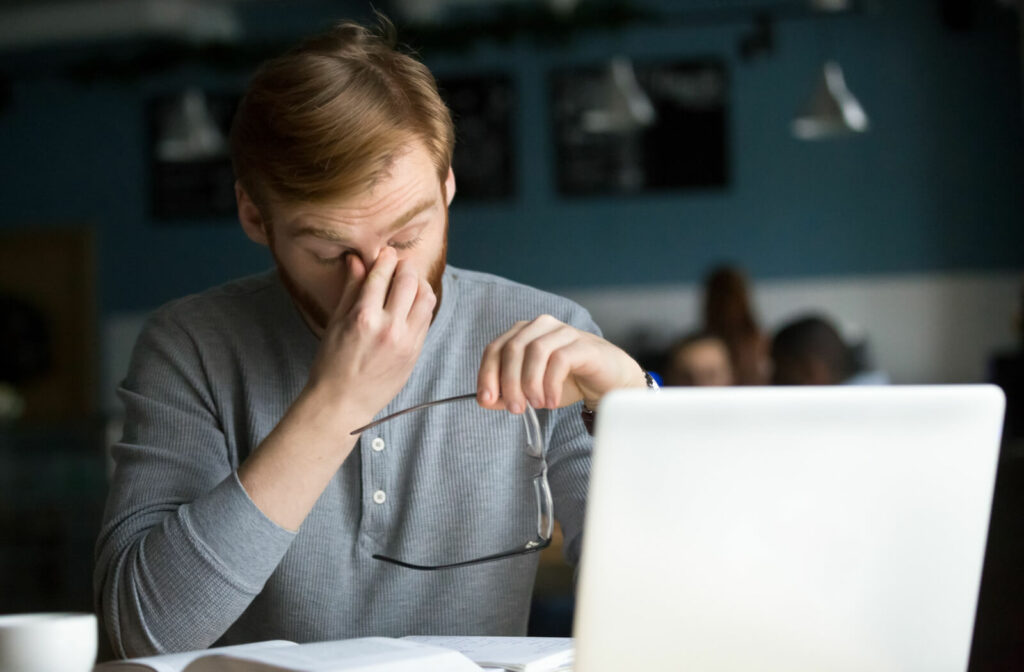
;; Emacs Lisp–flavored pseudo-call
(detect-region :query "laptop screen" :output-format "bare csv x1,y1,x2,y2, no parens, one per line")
574,385,1004,672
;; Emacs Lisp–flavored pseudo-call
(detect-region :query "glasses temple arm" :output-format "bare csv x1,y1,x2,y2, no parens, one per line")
350,392,479,435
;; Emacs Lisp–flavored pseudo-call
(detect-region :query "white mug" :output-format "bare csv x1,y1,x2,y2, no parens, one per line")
0,613,97,672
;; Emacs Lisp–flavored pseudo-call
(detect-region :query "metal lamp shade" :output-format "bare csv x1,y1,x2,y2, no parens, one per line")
791,60,869,140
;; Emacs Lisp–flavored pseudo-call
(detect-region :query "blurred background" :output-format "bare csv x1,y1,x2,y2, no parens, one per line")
0,0,1021,667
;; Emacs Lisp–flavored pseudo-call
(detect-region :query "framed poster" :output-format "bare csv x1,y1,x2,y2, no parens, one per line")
436,74,516,201
550,58,729,196
149,77,517,215
0,228,95,421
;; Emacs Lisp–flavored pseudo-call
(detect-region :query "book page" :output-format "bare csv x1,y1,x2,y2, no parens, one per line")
94,641,296,672
183,638,483,672
402,637,574,672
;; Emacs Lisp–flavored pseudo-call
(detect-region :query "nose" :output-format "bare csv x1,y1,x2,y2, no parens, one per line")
348,244,390,269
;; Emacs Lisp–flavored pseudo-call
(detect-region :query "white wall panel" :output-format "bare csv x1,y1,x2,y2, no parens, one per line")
562,271,1022,384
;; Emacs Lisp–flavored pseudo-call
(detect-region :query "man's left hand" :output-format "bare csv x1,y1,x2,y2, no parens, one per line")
476,314,647,414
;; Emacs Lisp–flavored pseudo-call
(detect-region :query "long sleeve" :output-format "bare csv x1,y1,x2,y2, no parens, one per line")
546,401,593,566
93,267,597,653
93,309,296,657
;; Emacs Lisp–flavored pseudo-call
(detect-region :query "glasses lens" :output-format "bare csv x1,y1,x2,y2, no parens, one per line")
522,403,543,458
371,398,553,569
534,467,554,540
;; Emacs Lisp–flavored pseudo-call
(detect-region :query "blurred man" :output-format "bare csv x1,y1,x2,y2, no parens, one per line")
95,18,654,658
771,314,887,386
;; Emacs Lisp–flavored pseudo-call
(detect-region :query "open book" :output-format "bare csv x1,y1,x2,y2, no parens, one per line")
93,636,574,672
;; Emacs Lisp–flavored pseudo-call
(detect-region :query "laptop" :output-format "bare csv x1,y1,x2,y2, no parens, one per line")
573,385,1005,672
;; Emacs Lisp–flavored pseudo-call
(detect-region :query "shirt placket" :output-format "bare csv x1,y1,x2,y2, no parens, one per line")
358,429,391,547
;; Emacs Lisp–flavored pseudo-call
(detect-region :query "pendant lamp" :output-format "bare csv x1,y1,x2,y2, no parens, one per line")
791,60,869,140
156,89,228,162
581,57,657,134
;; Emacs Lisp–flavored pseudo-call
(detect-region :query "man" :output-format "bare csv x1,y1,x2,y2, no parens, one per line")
94,18,651,658
771,314,887,386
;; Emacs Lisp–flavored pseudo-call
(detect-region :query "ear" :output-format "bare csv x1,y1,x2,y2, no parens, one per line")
236,182,270,247
444,167,456,206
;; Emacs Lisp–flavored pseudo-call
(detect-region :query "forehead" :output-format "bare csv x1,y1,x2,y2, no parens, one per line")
274,145,442,229
681,339,729,360
347,144,440,207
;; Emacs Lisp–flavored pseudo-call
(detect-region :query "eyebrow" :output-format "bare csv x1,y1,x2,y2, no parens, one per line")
294,197,437,243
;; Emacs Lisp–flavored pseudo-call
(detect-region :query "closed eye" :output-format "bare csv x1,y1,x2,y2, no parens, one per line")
389,235,423,251
312,249,351,265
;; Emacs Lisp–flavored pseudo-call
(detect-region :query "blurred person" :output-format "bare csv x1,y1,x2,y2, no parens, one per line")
94,17,655,659
772,315,851,385
843,334,891,386
702,264,770,385
663,331,734,386
771,314,888,386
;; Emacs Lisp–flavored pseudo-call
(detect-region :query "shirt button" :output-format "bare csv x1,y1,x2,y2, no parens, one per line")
371,437,385,452
372,490,386,504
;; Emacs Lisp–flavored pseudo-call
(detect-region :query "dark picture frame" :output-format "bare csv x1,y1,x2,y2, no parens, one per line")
436,73,516,202
550,58,729,196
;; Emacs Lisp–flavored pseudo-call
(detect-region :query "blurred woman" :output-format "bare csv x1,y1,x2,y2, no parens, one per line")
702,265,770,385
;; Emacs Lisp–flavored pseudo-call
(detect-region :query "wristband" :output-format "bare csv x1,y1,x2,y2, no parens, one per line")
580,370,659,435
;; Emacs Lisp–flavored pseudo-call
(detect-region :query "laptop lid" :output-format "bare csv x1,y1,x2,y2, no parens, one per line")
574,385,1004,672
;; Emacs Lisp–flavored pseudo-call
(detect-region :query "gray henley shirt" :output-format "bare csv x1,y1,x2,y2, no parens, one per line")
94,265,596,658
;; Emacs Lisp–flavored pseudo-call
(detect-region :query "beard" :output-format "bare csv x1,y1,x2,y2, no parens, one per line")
271,219,448,336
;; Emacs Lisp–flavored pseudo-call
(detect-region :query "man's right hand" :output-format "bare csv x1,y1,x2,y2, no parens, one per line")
238,246,435,531
307,246,437,429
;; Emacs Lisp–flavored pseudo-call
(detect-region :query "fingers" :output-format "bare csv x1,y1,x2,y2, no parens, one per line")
345,249,432,333
523,327,580,408
503,320,575,411
479,315,583,413
406,276,437,334
356,246,399,314
384,259,422,320
477,321,527,410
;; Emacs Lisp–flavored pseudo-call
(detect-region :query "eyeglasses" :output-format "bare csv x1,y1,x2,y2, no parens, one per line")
351,394,553,571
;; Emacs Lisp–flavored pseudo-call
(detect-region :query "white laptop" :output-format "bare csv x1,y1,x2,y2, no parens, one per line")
574,385,1005,672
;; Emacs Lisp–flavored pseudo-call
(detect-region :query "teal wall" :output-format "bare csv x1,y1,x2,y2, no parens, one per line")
0,1,1021,316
